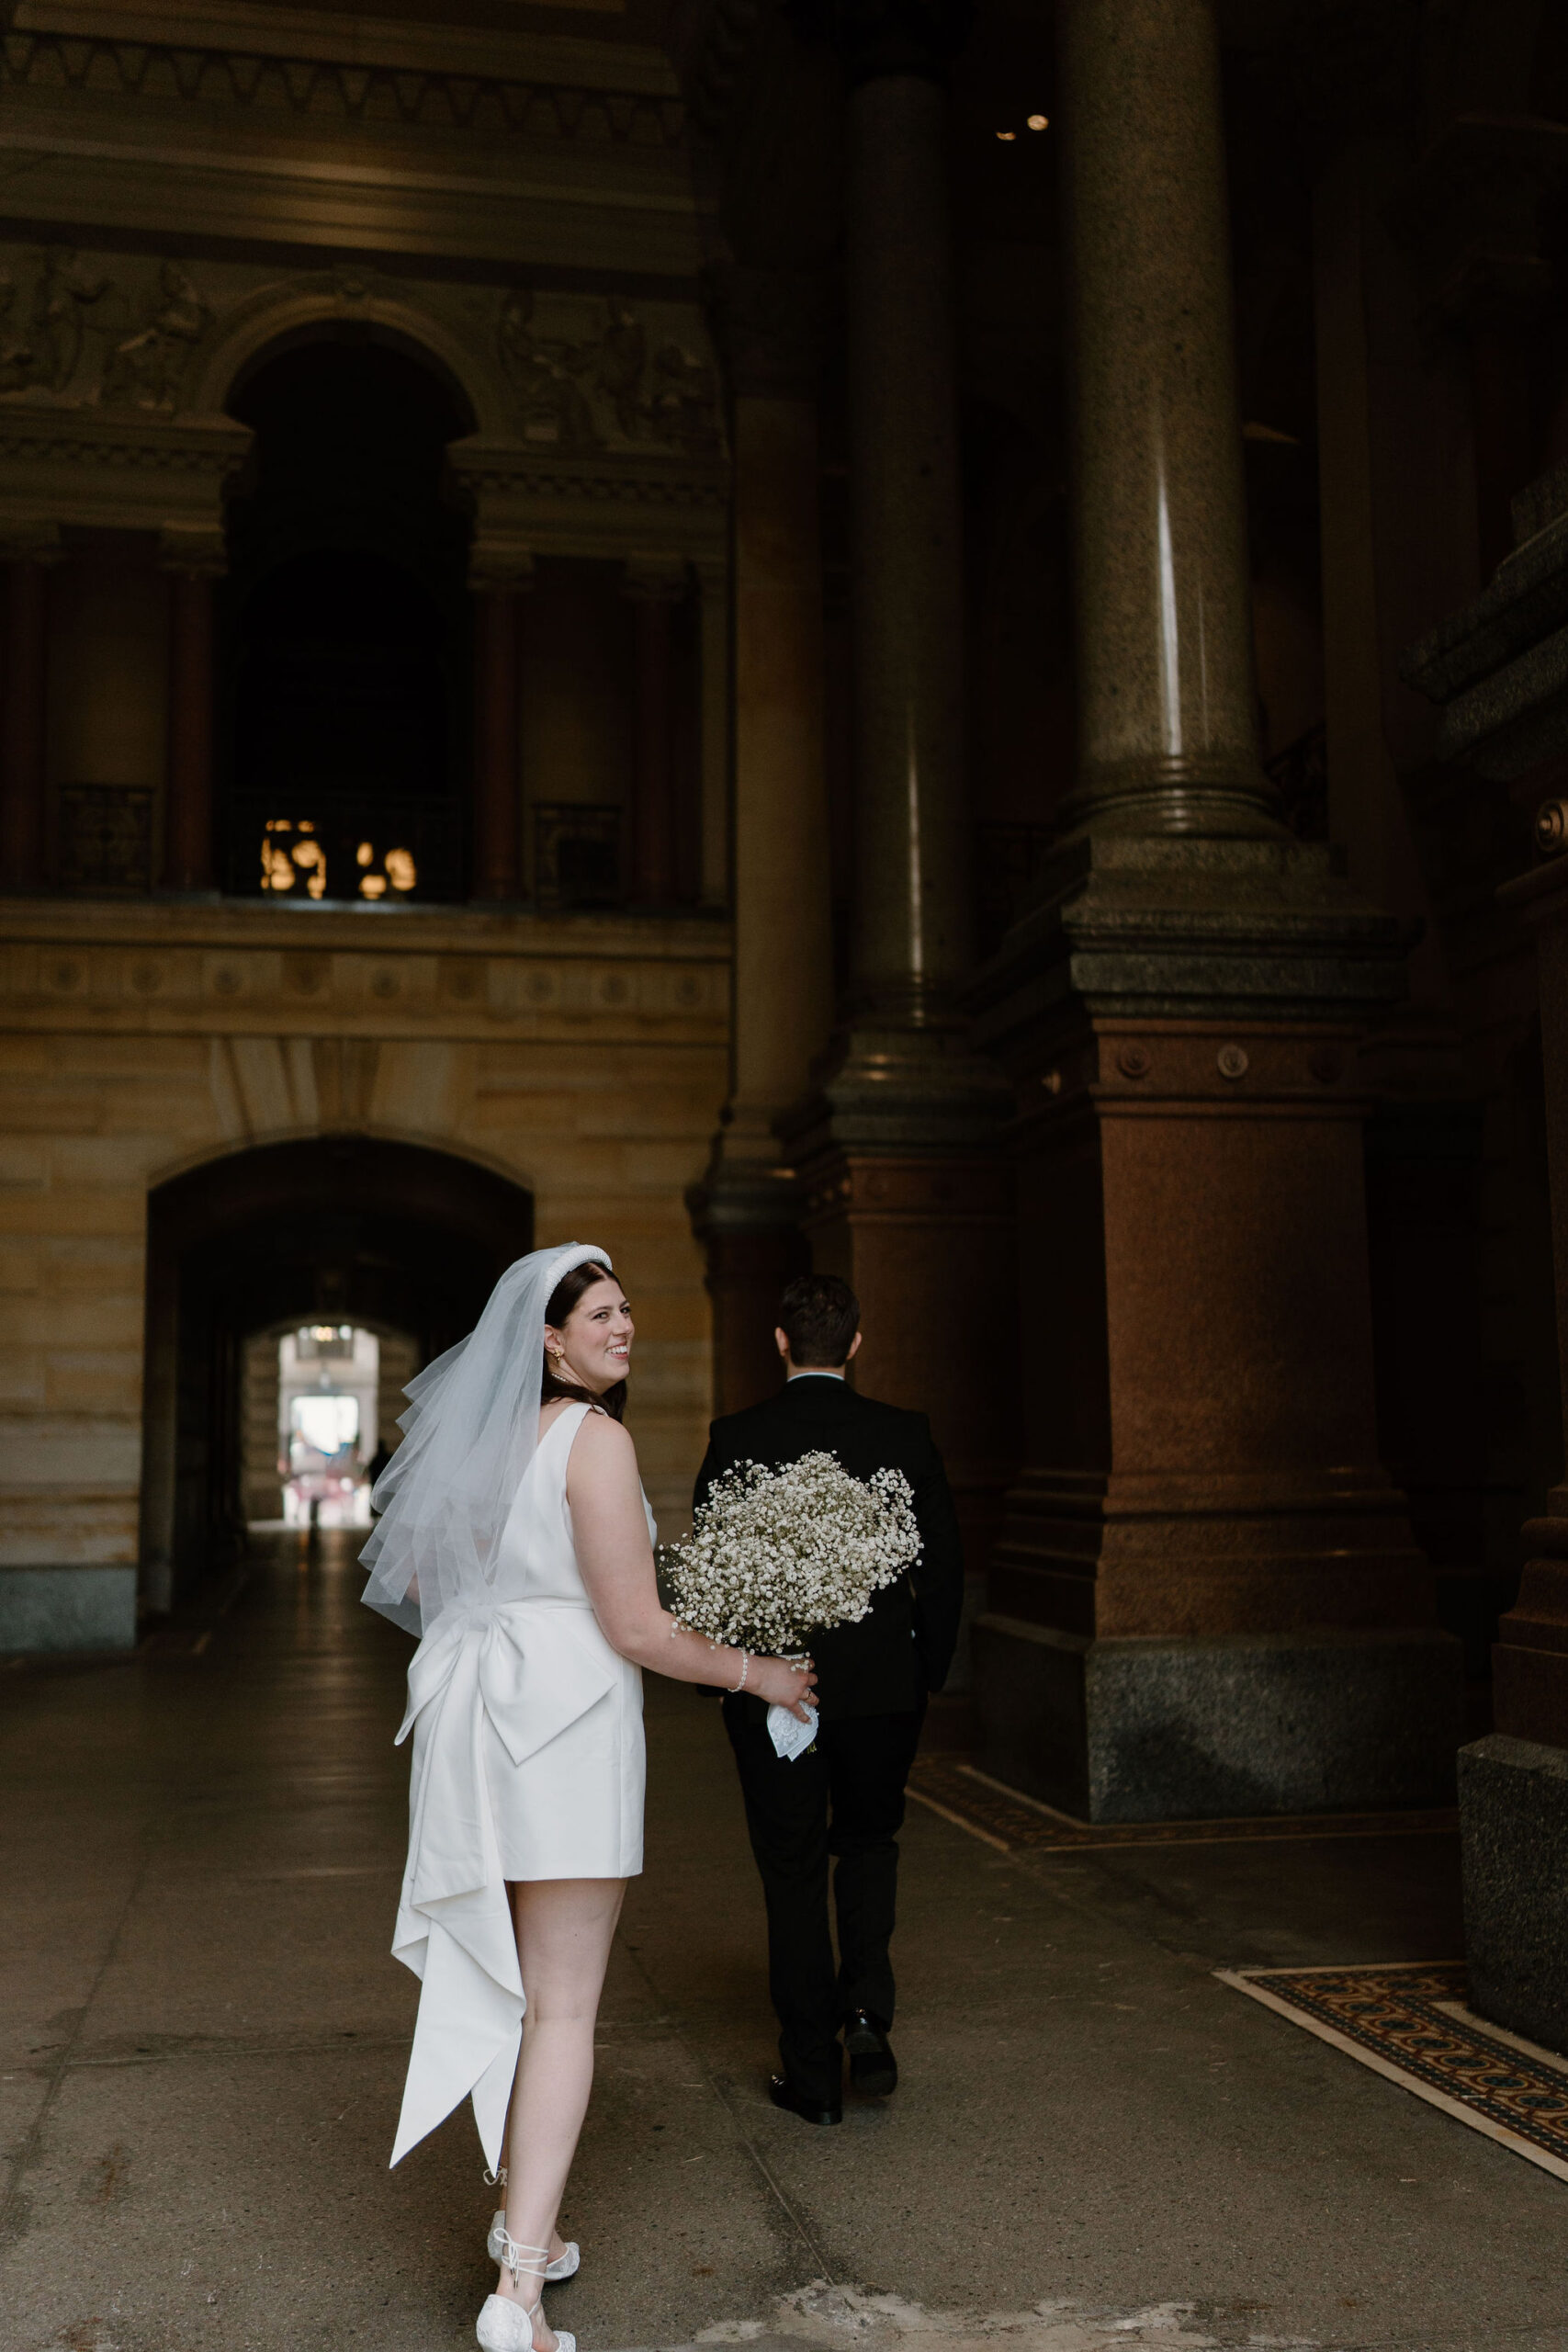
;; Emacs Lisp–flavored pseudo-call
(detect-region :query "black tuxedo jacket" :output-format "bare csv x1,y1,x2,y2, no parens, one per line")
693,1374,965,1721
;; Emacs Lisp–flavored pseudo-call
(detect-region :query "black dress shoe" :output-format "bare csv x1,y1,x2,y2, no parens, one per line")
768,2074,841,2126
843,2009,897,2096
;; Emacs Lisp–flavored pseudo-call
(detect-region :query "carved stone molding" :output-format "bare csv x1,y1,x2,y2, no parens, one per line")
0,28,687,148
0,404,251,535
454,448,728,507
452,437,728,566
0,899,731,1041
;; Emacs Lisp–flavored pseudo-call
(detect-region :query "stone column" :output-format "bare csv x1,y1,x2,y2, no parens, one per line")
842,36,972,1016
471,550,531,902
1056,0,1279,840
690,270,834,1414
965,0,1459,1820
626,559,687,907
161,526,224,895
0,530,61,891
779,6,1016,1652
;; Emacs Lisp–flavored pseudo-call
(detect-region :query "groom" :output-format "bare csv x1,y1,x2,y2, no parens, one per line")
694,1273,964,2126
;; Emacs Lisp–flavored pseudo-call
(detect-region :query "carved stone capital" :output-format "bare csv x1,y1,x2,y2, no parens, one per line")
158,523,227,579
468,541,536,594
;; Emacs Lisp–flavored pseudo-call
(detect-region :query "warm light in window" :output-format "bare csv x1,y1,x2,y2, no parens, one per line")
996,130,1016,141
360,873,388,899
385,847,417,893
1028,114,1048,130
356,842,374,866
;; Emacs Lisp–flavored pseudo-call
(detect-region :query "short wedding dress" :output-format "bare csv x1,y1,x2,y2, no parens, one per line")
387,1398,649,2165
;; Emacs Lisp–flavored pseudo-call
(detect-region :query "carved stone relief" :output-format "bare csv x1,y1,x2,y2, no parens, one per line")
0,251,210,413
0,245,724,463
496,288,721,457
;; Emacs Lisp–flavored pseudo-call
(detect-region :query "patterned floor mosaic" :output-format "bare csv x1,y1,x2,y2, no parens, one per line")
905,1755,1459,1852
1217,1960,1568,2182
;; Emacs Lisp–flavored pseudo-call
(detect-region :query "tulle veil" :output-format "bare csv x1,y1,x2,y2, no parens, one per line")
360,1241,610,1639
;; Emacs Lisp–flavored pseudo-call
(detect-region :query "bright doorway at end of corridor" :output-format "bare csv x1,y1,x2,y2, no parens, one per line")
240,1321,423,1532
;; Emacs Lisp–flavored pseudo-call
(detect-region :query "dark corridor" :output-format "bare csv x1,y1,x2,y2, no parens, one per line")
141,1136,534,1606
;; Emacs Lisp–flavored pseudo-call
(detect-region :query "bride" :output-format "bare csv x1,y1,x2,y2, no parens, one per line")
362,1245,816,2352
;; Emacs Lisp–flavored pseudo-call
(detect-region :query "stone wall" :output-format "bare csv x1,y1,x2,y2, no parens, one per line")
0,895,727,1644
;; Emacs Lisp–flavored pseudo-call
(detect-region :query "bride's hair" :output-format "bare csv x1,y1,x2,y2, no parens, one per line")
542,1256,626,1420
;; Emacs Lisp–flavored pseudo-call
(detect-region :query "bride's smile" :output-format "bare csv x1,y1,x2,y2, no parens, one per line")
546,1279,634,1394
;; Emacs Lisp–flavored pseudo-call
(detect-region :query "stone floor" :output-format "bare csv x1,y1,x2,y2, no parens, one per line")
3,1534,1566,2352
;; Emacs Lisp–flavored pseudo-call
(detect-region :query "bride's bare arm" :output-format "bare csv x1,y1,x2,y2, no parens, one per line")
567,1411,815,1718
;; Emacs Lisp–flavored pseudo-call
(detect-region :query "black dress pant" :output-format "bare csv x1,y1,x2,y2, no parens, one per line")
722,1696,926,2105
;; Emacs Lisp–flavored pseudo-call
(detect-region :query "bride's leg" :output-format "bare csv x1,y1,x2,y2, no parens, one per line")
496,1876,626,2344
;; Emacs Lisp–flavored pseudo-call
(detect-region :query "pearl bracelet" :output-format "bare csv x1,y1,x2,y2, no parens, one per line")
728,1649,750,1694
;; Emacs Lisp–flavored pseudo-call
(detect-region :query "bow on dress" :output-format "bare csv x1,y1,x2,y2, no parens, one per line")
388,1594,615,2168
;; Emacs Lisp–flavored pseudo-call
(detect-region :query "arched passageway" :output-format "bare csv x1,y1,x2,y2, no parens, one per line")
140,1136,533,1608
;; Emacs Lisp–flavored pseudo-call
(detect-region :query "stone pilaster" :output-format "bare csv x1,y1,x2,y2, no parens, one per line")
690,269,833,1415
966,0,1458,1820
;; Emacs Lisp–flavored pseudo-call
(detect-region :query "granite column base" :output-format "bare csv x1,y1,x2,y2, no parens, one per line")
974,1612,1462,1823
1460,1733,1568,2055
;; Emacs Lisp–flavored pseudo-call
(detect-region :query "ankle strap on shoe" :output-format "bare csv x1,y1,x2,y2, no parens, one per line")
496,2227,551,2289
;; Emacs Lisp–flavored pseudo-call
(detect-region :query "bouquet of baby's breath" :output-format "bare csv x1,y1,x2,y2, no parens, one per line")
662,1449,921,1657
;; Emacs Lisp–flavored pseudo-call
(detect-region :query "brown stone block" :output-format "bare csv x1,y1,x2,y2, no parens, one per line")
0,1144,49,1191
1000,1045,1427,1645
0,1493,139,1564
10,1299,141,1348
0,1357,47,1407
0,1086,118,1137
1492,1525,1568,1749
46,1240,143,1296
799,1147,1017,1585
1099,1107,1379,1473
50,1139,164,1190
46,1353,142,1413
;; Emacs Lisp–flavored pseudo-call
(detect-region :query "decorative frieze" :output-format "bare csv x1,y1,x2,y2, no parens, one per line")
0,899,730,1040
0,244,727,547
0,28,686,146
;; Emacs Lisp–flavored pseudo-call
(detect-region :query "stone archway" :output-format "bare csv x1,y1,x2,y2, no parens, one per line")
140,1135,533,1609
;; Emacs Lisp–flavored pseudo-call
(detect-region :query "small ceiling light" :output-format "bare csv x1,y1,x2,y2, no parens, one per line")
1027,113,1048,130
996,129,1016,141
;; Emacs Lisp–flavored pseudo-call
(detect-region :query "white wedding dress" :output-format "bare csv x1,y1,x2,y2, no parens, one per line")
387,1399,649,2167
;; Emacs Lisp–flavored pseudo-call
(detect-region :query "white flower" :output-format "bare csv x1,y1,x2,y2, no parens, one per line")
661,1451,922,1655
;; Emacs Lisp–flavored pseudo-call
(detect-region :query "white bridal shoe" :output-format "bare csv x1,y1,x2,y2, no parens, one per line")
488,2213,580,2278
484,2170,580,2279
477,2231,577,2352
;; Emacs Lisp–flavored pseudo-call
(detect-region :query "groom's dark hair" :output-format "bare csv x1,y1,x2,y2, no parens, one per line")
777,1273,860,1368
